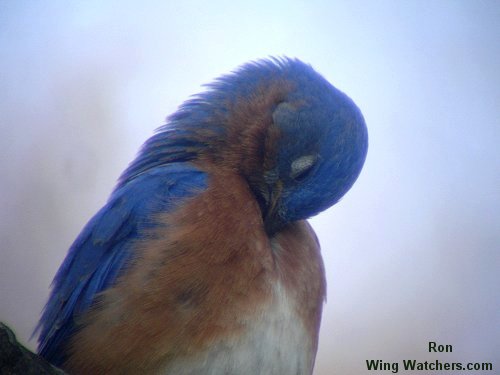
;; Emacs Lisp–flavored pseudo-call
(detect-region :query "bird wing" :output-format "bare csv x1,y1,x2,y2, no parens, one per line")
36,162,207,364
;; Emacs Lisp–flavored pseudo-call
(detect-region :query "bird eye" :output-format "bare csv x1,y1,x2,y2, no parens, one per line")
290,155,317,181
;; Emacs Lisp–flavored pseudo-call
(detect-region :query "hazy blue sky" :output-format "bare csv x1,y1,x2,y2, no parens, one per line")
1,1,499,373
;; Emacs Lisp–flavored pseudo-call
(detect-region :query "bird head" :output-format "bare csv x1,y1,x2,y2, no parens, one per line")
214,58,368,235
121,58,368,235
259,92,367,235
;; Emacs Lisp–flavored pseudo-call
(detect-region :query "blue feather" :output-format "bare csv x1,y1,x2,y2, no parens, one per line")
36,162,207,365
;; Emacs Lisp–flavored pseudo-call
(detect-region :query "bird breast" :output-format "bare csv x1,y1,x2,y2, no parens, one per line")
160,282,316,375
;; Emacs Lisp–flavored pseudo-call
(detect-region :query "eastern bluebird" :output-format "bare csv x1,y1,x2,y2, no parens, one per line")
35,58,368,374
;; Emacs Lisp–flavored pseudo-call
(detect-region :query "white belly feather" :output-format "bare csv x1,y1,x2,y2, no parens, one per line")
160,282,315,375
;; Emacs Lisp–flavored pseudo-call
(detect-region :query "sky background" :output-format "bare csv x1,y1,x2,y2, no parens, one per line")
1,1,499,374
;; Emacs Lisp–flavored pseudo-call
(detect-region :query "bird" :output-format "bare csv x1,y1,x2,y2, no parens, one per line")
35,57,368,374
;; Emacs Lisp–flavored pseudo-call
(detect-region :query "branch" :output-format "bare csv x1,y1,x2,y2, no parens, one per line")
0,323,65,374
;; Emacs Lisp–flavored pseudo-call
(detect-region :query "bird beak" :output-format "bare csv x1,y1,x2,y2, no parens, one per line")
263,180,283,235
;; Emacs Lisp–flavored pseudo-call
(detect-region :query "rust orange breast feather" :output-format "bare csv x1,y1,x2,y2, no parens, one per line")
64,167,325,374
